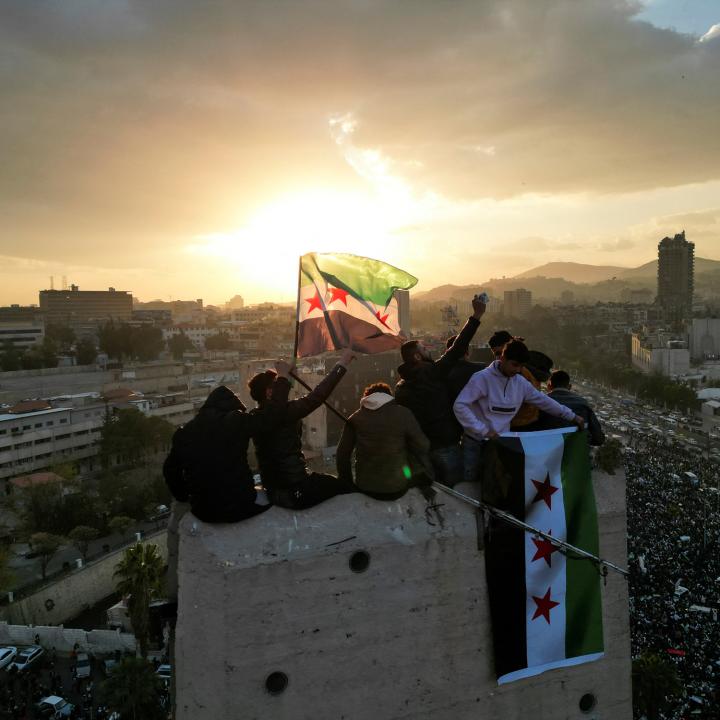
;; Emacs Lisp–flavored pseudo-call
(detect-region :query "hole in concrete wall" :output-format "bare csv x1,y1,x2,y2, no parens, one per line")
349,550,370,573
579,693,597,713
265,671,288,696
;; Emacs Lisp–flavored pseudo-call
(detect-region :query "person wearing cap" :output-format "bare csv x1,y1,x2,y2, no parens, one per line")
510,350,554,430
163,360,292,523
453,340,585,446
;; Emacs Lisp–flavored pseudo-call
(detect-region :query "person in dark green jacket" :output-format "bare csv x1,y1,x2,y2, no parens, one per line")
337,383,434,499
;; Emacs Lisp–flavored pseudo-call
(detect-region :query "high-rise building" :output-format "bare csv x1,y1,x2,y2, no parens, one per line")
656,231,694,322
503,288,532,318
394,289,411,337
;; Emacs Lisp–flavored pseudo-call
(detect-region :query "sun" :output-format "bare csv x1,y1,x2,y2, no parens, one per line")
189,187,410,299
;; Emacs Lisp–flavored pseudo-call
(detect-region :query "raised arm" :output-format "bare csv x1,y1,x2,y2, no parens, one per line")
285,350,355,423
433,296,486,378
453,372,489,440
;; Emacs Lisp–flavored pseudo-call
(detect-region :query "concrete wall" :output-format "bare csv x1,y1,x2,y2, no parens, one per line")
174,471,631,720
1,532,167,626
0,622,135,655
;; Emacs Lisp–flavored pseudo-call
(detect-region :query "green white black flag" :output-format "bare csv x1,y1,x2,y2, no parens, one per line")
484,427,604,684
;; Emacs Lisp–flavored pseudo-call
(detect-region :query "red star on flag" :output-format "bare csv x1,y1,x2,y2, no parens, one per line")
327,287,349,306
305,292,324,314
531,474,558,510
375,310,390,328
531,587,560,624
531,532,559,567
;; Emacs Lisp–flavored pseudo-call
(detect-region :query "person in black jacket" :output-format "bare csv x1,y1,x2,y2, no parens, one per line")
544,370,605,446
162,360,292,523
250,349,358,509
395,295,486,485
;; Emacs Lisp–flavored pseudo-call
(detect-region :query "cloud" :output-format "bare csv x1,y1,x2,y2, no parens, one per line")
0,0,719,272
700,23,720,43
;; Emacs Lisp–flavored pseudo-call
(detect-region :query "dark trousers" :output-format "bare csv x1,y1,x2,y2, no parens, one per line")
268,472,357,510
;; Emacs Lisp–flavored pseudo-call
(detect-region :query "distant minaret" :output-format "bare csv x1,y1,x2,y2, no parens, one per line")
657,231,694,323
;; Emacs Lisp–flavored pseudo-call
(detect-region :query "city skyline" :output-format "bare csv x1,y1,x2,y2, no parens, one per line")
1,0,719,306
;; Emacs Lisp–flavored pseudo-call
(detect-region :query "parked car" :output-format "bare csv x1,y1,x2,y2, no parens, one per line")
35,695,74,718
0,646,17,670
74,652,91,679
155,663,172,687
9,645,44,673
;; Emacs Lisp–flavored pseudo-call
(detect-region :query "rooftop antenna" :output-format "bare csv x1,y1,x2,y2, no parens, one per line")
50,276,54,290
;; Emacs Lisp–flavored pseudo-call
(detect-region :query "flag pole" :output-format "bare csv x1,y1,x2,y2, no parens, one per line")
293,255,302,361
432,482,629,577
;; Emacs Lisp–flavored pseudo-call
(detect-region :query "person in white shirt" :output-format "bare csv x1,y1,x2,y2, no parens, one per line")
454,339,585,441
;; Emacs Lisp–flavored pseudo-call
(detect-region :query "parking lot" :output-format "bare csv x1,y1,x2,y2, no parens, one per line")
0,645,169,719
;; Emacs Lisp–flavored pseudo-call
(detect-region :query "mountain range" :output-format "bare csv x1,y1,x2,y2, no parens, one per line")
413,257,720,304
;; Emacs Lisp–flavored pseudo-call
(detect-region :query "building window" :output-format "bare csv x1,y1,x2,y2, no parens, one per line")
60,419,68,424
47,421,54,427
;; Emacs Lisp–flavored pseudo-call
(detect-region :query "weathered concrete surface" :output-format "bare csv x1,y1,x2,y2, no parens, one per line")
1,531,167,626
175,471,631,720
0,622,136,655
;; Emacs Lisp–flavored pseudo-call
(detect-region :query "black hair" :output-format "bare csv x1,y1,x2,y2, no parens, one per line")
248,369,277,403
549,370,571,388
488,330,513,348
502,339,530,363
400,340,420,363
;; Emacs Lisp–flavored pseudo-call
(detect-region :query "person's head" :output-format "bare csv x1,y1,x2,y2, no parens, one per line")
548,370,571,392
401,339,432,364
488,330,514,358
248,369,277,403
363,382,393,397
499,339,530,377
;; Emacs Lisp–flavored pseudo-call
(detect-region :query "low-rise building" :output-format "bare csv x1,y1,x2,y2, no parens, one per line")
631,333,690,376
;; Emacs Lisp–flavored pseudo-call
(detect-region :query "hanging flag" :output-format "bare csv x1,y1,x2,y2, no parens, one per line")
484,427,604,684
296,252,417,357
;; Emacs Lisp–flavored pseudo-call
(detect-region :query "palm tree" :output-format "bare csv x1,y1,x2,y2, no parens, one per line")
632,651,682,720
101,656,166,720
114,542,165,657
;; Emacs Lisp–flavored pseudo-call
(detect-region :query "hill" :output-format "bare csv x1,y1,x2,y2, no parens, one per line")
513,262,628,284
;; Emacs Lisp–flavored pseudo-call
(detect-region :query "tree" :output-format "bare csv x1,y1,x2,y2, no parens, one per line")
0,546,14,594
30,532,65,580
22,481,65,534
108,515,136,541
167,332,194,360
0,341,22,371
632,651,682,720
101,656,166,720
100,409,174,469
205,331,232,351
68,526,100,562
114,543,165,657
45,323,76,352
75,336,98,365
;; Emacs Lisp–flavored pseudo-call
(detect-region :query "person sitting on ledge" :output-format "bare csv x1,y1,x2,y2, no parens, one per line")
162,360,291,523
453,340,585,447
336,382,434,500
249,349,358,509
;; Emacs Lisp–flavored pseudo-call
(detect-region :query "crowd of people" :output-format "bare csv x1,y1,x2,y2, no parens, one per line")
164,295,603,520
626,431,720,717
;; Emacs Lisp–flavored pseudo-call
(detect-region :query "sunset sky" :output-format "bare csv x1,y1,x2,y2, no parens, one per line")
1,0,719,306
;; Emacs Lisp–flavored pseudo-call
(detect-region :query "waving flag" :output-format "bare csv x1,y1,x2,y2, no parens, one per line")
484,427,604,684
296,252,417,357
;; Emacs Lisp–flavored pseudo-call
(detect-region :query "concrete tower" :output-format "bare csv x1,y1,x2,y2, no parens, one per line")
657,231,694,322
